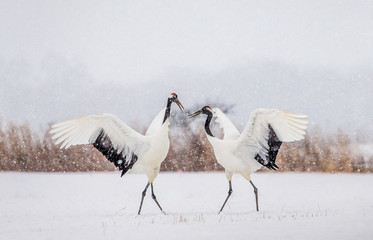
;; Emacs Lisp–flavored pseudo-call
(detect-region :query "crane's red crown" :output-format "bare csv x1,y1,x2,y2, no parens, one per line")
204,106,212,109
171,93,177,96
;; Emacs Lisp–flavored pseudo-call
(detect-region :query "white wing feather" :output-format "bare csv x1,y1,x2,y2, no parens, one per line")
235,109,308,159
50,114,149,155
145,108,166,136
212,108,240,140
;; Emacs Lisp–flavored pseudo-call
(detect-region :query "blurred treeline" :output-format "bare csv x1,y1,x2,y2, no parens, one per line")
0,109,372,173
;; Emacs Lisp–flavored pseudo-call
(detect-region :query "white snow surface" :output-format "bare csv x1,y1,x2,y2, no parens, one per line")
1,172,372,240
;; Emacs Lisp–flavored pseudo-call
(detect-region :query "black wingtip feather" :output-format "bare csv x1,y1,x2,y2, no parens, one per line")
93,129,138,177
121,169,128,177
254,125,282,171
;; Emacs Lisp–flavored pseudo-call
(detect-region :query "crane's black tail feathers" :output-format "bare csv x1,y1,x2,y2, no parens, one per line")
254,125,282,171
93,129,138,177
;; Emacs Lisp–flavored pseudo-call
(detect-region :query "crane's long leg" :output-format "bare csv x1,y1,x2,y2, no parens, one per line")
138,183,150,215
218,180,233,214
151,183,166,215
250,180,259,211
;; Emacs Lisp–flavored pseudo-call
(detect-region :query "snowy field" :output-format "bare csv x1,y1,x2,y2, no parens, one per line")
1,172,372,240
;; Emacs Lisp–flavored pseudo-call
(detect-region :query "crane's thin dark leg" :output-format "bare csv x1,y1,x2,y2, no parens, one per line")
250,180,259,211
151,183,166,215
218,180,233,214
138,183,150,215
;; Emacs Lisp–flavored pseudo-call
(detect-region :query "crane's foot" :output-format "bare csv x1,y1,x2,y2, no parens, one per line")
218,180,233,214
138,183,150,215
151,183,166,214
250,180,259,212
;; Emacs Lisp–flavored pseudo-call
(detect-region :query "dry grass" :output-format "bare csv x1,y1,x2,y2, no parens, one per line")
0,119,372,173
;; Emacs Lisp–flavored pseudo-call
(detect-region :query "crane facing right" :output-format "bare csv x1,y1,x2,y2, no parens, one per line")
189,106,308,213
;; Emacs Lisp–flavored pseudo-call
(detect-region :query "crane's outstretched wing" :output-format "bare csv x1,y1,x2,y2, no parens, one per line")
50,114,149,176
212,108,240,140
235,109,308,170
145,108,166,136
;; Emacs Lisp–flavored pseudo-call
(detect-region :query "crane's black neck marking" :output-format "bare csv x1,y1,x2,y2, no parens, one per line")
204,112,214,137
162,98,173,124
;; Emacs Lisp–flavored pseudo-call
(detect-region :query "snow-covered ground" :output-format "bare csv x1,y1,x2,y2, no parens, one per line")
1,172,372,240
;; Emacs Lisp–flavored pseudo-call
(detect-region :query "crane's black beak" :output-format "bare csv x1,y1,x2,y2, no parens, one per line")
188,110,202,118
174,99,184,112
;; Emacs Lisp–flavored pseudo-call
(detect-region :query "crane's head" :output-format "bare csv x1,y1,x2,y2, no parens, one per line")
169,93,184,111
188,106,213,118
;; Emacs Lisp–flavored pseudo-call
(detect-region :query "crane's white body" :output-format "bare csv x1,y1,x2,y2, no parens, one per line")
207,108,308,180
207,136,262,179
130,117,170,182
50,108,171,182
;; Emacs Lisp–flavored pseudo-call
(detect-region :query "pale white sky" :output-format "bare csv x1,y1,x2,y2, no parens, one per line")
0,0,373,134
1,0,373,83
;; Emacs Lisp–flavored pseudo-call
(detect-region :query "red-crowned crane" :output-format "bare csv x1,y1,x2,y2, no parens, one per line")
189,106,308,212
50,93,183,215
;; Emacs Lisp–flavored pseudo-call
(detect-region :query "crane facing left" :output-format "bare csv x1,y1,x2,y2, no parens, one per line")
50,93,184,215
